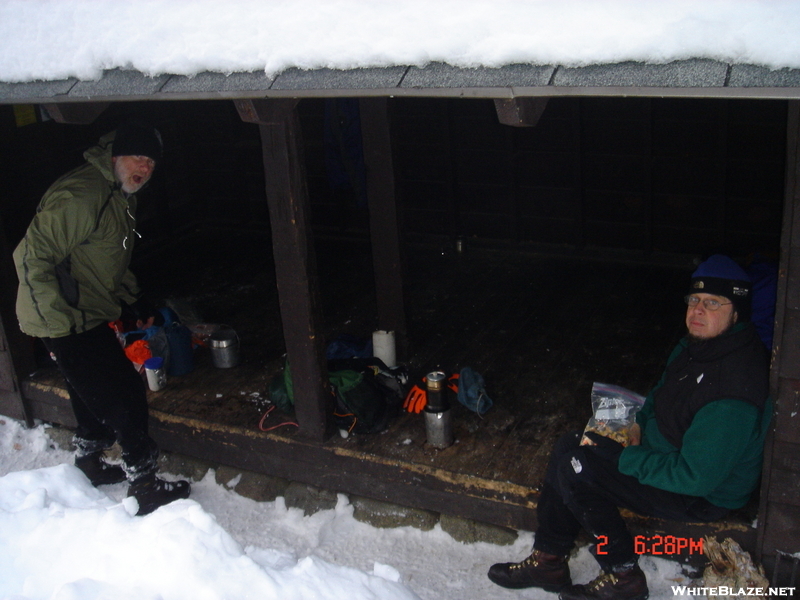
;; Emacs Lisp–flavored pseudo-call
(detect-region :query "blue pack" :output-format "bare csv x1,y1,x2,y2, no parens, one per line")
457,367,493,416
746,255,778,352
326,333,373,360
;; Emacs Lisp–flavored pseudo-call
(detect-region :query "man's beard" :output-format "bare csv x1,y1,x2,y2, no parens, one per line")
114,162,149,194
686,314,737,343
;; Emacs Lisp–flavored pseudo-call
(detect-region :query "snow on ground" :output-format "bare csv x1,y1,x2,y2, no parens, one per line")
0,415,699,600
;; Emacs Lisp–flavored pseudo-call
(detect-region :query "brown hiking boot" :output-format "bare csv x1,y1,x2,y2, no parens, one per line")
559,564,649,600
488,549,571,591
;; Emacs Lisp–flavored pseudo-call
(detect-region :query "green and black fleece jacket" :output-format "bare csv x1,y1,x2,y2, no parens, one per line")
618,322,772,510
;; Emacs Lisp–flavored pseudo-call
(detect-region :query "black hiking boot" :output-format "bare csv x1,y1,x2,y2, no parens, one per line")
559,563,649,600
127,472,191,516
488,549,572,591
75,452,127,486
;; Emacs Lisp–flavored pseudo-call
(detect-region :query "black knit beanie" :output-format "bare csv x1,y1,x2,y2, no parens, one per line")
112,122,163,162
689,254,752,320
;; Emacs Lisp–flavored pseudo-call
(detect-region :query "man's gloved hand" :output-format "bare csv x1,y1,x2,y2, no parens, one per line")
120,298,164,330
583,432,625,463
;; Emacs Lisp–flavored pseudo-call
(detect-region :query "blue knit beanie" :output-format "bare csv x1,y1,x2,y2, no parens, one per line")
689,254,752,319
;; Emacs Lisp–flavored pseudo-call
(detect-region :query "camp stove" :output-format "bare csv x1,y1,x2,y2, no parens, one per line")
424,370,454,449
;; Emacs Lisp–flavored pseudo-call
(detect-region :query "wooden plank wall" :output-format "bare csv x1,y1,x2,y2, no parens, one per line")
385,97,786,258
2,99,786,262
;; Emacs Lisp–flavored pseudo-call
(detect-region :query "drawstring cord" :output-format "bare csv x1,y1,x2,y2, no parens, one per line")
258,405,299,432
123,205,141,249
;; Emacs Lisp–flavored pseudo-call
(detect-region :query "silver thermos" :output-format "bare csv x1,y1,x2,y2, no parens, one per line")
424,370,454,449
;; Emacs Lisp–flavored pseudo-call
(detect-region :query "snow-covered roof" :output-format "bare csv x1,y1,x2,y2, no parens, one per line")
4,1,800,104
3,60,800,105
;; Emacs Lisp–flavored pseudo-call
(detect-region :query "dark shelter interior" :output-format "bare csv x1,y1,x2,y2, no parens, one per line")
0,95,785,561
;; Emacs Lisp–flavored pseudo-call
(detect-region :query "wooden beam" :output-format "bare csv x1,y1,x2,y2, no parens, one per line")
494,97,550,127
148,409,756,564
148,409,540,532
358,97,408,361
43,102,109,124
237,98,331,441
234,99,298,125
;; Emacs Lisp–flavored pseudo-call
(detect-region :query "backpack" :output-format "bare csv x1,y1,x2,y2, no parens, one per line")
268,357,407,434
328,357,406,434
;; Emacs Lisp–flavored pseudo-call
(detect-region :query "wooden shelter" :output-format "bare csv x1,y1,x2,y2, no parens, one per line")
1,59,800,575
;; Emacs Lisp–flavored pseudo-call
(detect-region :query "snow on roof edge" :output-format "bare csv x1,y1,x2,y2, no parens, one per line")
3,60,800,105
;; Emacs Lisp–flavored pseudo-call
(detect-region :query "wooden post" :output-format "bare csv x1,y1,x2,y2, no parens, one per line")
358,97,408,361
756,100,800,565
235,98,331,441
0,213,35,426
0,317,32,427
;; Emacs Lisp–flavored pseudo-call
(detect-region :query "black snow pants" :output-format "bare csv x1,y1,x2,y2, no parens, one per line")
532,431,729,570
43,323,159,480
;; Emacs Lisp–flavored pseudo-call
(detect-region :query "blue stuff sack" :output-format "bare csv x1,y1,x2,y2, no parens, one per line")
165,323,193,376
159,308,193,376
457,367,492,415
326,333,373,360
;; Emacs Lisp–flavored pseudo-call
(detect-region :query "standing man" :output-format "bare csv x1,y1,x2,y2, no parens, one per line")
13,122,190,516
487,254,771,600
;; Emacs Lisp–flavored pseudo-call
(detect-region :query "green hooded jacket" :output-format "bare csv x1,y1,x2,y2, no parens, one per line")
13,132,142,339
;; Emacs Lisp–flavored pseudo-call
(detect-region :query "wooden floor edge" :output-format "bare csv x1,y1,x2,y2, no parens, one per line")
149,408,539,509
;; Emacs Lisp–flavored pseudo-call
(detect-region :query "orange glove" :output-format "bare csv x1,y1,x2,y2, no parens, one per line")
404,373,459,413
403,385,426,413
447,373,459,393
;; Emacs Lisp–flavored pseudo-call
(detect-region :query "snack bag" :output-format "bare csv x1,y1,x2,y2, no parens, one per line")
580,382,645,447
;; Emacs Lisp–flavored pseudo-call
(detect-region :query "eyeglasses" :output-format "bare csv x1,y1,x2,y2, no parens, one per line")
684,295,732,311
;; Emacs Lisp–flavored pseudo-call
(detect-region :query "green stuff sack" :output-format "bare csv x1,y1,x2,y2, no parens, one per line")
269,360,294,414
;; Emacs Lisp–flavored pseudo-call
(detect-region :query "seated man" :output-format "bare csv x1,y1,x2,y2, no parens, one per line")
487,254,772,600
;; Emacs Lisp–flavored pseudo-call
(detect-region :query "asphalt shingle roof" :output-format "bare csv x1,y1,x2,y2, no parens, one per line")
2,60,800,104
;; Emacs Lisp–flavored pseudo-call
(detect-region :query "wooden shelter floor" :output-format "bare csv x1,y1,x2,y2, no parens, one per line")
27,226,733,537
135,226,690,484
